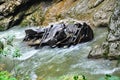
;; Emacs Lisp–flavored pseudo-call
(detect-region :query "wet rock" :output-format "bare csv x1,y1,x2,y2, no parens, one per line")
0,0,5,5
88,42,109,59
0,40,4,51
94,0,104,8
23,22,94,48
88,0,120,60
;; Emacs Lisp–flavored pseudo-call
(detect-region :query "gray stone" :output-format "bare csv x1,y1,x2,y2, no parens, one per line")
0,0,117,30
88,0,120,60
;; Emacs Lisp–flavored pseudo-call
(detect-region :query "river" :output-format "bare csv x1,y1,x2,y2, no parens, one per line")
0,26,120,80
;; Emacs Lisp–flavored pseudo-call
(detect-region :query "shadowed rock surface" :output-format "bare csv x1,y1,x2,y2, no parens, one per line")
23,22,94,48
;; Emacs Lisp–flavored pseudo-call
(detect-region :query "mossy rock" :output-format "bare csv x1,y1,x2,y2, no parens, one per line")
0,41,4,51
0,71,17,80
0,25,6,31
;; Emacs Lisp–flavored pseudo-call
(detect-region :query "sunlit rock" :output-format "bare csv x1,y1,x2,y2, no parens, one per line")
0,0,117,30
88,0,120,60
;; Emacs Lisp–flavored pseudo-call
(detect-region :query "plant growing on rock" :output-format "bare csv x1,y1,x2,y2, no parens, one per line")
0,35,21,79
60,75,87,80
0,35,21,57
0,71,17,80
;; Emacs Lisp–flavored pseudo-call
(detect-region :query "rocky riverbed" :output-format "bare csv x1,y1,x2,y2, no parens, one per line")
0,0,120,80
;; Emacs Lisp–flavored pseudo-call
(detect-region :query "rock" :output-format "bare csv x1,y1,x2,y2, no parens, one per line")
94,0,104,8
0,41,4,51
0,0,117,30
0,0,41,30
23,22,94,48
43,0,116,27
0,64,5,71
88,42,109,59
0,0,5,5
0,0,24,30
88,0,120,60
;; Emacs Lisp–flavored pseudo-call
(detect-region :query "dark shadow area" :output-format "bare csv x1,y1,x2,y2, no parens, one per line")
7,0,54,27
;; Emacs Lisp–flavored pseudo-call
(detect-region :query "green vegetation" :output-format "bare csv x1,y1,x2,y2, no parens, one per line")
0,35,21,57
0,41,4,53
59,75,87,80
12,48,21,58
59,75,120,80
0,72,120,80
98,74,120,80
116,55,120,67
0,35,21,80
5,35,15,46
0,71,17,80
0,25,5,31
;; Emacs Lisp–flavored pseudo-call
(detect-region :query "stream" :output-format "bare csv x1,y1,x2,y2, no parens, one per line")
0,26,120,80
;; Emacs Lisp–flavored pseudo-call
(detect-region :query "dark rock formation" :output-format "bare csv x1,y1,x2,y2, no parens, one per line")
88,0,120,60
0,0,43,30
23,22,94,48
0,0,26,30
0,41,4,51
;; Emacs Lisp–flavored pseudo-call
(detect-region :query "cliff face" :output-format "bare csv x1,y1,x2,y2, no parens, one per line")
88,0,120,60
0,0,34,30
0,0,116,30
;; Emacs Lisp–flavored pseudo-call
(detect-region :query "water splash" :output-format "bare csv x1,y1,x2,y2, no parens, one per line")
0,26,120,80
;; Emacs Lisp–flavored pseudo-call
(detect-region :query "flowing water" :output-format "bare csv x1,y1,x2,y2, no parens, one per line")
0,26,120,80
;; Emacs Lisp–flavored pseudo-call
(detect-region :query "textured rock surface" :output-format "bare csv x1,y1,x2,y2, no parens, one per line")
0,40,4,50
42,0,116,26
23,22,94,48
88,0,120,60
0,0,39,30
0,0,116,30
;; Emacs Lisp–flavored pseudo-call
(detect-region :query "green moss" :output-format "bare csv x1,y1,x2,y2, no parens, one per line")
0,25,5,31
20,20,29,27
0,41,4,49
116,55,120,67
0,71,17,80
40,15,45,25
102,44,109,59
103,51,109,59
56,14,63,21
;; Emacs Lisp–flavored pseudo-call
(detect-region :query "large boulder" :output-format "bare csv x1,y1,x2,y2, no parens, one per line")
88,0,120,60
23,22,94,48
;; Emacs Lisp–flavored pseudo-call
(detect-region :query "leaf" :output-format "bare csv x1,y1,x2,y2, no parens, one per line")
0,71,17,80
5,35,15,46
12,48,21,58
